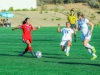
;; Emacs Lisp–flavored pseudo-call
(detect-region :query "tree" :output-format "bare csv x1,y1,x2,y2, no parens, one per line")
60,0,64,5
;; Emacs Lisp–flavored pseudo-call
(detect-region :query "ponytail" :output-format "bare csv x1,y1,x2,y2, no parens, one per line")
22,21,26,24
22,17,30,24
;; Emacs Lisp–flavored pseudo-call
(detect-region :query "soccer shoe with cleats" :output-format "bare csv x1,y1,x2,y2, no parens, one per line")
92,46,96,54
91,55,97,60
19,53,24,56
66,53,69,56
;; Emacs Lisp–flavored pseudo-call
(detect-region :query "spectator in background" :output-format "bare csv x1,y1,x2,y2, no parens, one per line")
0,19,3,27
2,19,6,27
5,19,11,27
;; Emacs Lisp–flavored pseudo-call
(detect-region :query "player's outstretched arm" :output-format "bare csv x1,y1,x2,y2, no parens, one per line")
12,26,20,31
57,24,61,33
33,25,41,31
88,22,94,35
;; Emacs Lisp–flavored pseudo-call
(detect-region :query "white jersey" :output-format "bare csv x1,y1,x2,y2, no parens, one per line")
61,28,74,40
78,18,90,36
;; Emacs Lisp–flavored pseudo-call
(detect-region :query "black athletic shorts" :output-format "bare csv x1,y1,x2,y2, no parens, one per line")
71,24,76,29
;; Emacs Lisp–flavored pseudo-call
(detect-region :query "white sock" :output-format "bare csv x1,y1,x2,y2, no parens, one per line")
64,49,66,52
88,49,92,54
87,49,96,56
92,53,96,56
66,47,70,53
86,43,92,49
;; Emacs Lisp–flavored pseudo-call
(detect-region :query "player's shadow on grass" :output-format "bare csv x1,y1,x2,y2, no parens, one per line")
0,53,35,58
33,39,55,41
0,53,18,57
43,53,63,56
43,56,67,59
58,62,100,67
42,53,67,59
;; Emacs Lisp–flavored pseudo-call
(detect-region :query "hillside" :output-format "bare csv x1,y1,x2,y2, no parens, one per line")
2,3,100,27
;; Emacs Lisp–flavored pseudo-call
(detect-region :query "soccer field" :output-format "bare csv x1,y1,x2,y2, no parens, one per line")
0,26,100,75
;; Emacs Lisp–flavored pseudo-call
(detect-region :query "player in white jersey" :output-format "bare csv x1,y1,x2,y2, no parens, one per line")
77,12,97,60
57,22,74,56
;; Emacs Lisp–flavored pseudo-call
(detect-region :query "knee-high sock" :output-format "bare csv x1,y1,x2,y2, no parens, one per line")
74,34,76,41
28,46,32,52
23,48,28,54
87,49,96,56
66,47,70,53
88,49,92,54
28,46,35,56
86,43,92,49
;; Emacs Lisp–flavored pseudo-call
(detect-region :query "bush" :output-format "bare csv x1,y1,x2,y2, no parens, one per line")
44,10,48,13
37,0,45,6
95,21,100,26
51,18,54,21
88,0,99,8
54,7,59,12
90,13,96,20
56,17,61,21
8,7,14,11
39,10,43,14
22,8,29,11
66,12,70,16
41,6,47,11
1,9,7,12
15,9,21,11
43,18,47,20
74,0,88,3
30,7,37,11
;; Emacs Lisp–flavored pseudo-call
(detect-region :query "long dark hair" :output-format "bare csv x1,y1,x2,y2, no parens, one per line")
22,17,30,24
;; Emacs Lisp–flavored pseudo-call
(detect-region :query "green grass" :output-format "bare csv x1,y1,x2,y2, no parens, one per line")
0,26,100,75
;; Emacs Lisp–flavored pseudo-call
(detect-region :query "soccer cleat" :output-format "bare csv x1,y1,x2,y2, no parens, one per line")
19,53,24,56
66,53,69,56
92,46,96,54
91,55,97,60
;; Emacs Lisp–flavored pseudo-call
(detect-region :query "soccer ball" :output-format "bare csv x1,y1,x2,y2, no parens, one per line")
36,51,42,58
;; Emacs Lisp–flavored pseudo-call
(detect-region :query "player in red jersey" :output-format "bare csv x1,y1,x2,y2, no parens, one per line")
12,18,41,56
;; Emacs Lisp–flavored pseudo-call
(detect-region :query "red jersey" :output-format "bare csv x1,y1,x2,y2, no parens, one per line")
19,24,34,39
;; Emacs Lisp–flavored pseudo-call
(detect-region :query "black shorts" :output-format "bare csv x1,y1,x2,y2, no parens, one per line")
71,24,76,29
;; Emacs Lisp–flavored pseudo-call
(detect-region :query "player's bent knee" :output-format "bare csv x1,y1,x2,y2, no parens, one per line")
83,43,87,47
85,47,88,49
62,49,65,51
61,46,65,51
67,41,71,46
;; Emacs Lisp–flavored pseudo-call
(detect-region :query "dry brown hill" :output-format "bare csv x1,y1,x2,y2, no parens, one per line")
1,3,100,27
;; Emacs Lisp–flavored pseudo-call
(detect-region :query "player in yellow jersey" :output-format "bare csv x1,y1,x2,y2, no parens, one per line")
67,9,77,42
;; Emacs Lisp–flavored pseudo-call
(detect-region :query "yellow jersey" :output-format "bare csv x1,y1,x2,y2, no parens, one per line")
67,14,77,24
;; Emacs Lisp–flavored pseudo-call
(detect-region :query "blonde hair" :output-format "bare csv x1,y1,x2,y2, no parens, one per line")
77,12,84,18
66,22,70,25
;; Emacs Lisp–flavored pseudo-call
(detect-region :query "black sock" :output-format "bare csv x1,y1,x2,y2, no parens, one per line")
74,34,76,42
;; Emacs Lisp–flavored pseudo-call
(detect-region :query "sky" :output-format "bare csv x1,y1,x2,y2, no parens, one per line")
0,0,37,10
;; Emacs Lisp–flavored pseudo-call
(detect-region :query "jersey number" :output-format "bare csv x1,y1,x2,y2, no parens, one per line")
65,30,70,34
